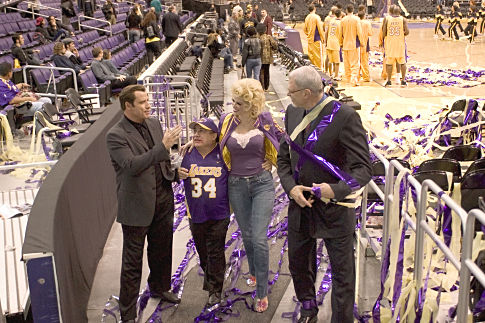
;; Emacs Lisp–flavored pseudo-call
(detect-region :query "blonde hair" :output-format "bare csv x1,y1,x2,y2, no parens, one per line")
230,78,264,119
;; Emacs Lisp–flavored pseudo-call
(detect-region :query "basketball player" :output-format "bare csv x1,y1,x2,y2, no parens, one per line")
178,117,230,308
479,0,485,34
382,4,409,86
358,11,372,82
325,8,343,80
323,6,337,74
304,4,325,70
341,4,363,86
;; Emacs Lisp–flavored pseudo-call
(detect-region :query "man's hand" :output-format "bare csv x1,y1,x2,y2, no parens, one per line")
117,75,126,81
311,182,335,199
178,167,189,180
289,185,314,208
179,139,194,156
262,159,272,171
33,49,40,53
162,125,182,149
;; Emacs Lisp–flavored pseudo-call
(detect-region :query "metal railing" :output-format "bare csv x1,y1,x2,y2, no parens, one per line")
77,15,112,36
414,179,468,303
457,209,485,321
22,65,78,100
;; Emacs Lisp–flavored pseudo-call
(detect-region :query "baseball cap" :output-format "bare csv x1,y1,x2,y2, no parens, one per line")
35,17,44,26
189,117,218,134
62,38,75,45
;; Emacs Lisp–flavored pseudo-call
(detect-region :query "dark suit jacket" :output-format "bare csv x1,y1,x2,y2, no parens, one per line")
161,11,182,38
106,116,175,226
277,100,372,238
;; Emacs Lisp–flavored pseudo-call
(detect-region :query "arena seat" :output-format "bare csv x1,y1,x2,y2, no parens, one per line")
443,145,482,162
416,158,462,182
464,158,485,177
414,170,453,192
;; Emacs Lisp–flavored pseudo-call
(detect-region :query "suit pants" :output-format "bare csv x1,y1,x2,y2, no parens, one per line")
189,217,230,294
119,197,175,320
111,76,137,90
165,36,177,47
343,48,359,84
259,63,270,90
359,49,370,82
288,205,355,322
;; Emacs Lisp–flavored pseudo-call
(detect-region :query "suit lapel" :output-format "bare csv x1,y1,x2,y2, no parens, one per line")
146,117,163,144
120,117,149,150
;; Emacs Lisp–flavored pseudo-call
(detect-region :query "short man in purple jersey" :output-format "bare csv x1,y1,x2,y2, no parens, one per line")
178,117,230,307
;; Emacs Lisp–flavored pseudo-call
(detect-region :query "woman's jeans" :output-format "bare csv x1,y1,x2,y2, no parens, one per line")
128,29,141,43
245,58,262,80
228,170,275,298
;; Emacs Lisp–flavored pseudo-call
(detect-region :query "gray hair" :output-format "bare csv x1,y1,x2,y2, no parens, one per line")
288,66,323,94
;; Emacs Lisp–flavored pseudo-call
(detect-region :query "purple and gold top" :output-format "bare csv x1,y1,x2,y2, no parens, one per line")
226,129,265,177
181,145,230,223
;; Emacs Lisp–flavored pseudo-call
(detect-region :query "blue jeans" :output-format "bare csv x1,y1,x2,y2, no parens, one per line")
245,58,261,80
128,29,141,43
17,97,51,133
228,170,275,298
220,47,234,69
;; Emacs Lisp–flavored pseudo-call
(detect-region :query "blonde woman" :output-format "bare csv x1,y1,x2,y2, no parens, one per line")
219,78,284,312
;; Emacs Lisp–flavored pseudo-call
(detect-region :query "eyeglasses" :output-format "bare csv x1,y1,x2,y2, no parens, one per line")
287,88,306,96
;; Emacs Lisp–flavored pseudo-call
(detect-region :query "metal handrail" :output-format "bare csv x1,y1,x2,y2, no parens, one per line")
77,15,112,36
22,65,78,103
457,209,485,322
414,179,468,305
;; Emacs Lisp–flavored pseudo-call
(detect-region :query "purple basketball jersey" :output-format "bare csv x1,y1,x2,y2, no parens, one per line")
181,146,230,223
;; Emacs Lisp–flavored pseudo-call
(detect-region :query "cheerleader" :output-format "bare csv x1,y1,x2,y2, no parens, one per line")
434,5,446,38
449,5,460,40
464,5,479,42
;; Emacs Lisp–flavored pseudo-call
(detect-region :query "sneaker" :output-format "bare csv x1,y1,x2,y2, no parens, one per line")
433,34,439,39
401,80,407,86
384,81,392,87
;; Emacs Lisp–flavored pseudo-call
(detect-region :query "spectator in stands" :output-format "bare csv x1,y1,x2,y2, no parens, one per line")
207,29,223,57
82,0,95,17
260,9,273,36
102,0,117,25
209,29,235,73
0,62,51,133
162,5,183,47
127,5,143,43
240,9,258,53
304,4,325,70
358,11,372,83
150,0,162,21
47,16,74,41
257,23,277,91
102,49,129,76
63,38,85,67
141,11,162,63
341,4,363,86
61,0,76,28
52,42,86,75
34,17,51,44
106,84,182,323
11,33,42,66
252,4,262,21
241,26,261,80
228,11,240,57
91,47,137,89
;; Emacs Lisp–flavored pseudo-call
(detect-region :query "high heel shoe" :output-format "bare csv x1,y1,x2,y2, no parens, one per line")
255,297,268,313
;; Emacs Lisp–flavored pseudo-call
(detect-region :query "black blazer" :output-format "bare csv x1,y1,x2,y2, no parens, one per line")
161,11,182,38
106,116,176,226
277,99,372,238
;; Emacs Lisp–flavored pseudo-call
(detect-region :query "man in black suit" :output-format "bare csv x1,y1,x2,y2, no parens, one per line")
161,5,183,47
277,66,371,323
106,84,183,323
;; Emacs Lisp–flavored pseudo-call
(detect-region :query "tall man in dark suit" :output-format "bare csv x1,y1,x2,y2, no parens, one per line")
277,66,371,323
106,85,183,323
161,5,183,47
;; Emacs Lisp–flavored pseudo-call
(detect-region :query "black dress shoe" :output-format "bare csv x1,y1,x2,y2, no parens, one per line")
297,313,318,323
151,291,181,304
206,292,221,306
